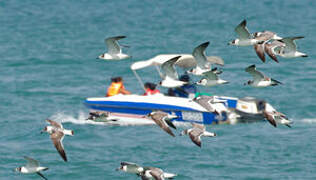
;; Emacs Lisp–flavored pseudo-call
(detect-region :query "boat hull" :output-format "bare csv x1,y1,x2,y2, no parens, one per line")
85,95,238,125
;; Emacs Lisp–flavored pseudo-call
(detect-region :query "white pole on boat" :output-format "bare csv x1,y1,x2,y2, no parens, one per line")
132,70,146,92
155,65,163,78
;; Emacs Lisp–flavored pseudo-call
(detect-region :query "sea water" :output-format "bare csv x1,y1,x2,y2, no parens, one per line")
1,0,315,179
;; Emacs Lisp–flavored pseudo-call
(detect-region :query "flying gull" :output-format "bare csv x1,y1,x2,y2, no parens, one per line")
253,31,282,62
41,119,74,162
15,156,49,180
159,56,188,88
98,36,131,60
195,68,228,87
228,19,264,46
146,111,178,137
244,64,282,87
264,111,292,128
188,41,223,75
116,161,144,175
140,166,177,180
277,36,308,58
180,123,216,147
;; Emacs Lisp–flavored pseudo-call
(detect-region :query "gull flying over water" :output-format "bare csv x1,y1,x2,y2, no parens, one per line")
264,110,292,128
196,68,228,87
159,56,188,88
180,123,216,147
98,36,131,60
188,41,224,75
263,40,286,63
140,166,177,180
41,119,74,162
15,156,49,180
146,111,178,137
253,31,282,62
229,19,264,46
117,162,177,180
245,64,282,87
116,161,144,175
277,36,308,58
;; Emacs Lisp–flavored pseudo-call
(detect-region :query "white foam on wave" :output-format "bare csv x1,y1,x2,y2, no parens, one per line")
49,111,107,126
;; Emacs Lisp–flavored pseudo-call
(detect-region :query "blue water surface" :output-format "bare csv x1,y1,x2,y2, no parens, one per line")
1,0,315,179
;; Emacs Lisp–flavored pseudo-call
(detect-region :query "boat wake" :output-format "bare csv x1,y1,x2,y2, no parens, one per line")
48,111,194,127
301,118,316,124
49,111,110,126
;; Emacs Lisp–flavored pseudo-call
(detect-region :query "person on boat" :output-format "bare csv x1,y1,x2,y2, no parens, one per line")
143,82,160,95
167,74,197,98
106,76,131,97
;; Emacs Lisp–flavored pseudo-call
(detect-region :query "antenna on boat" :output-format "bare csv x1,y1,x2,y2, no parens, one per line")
155,65,163,78
132,70,146,92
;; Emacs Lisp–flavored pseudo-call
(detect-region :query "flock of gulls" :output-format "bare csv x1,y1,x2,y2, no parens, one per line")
15,19,307,180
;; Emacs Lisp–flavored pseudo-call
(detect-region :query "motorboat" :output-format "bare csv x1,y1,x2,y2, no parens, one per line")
84,54,287,126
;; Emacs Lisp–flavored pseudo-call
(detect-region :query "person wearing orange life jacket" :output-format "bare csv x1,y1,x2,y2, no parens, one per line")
106,77,131,97
143,82,160,95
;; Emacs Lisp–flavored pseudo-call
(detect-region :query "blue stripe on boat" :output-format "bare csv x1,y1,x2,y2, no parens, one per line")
85,100,200,112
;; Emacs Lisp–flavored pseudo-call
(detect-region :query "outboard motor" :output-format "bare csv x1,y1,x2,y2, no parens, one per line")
234,97,266,122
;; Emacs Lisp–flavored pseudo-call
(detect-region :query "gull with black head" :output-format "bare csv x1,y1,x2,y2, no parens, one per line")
41,119,74,162
15,156,49,180
98,36,131,60
196,67,228,87
244,64,282,87
229,19,264,46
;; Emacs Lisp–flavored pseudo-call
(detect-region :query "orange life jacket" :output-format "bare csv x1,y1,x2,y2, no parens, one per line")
106,82,124,97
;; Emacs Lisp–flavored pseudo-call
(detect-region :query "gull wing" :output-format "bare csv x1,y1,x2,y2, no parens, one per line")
193,42,210,69
263,111,277,127
50,131,67,162
149,168,164,180
46,119,62,128
245,64,265,80
254,43,266,62
202,70,218,80
105,36,126,54
161,56,181,80
235,19,252,39
254,31,275,42
24,156,39,168
206,56,224,66
265,43,279,63
150,112,175,137
189,129,203,147
120,161,139,166
279,36,304,53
